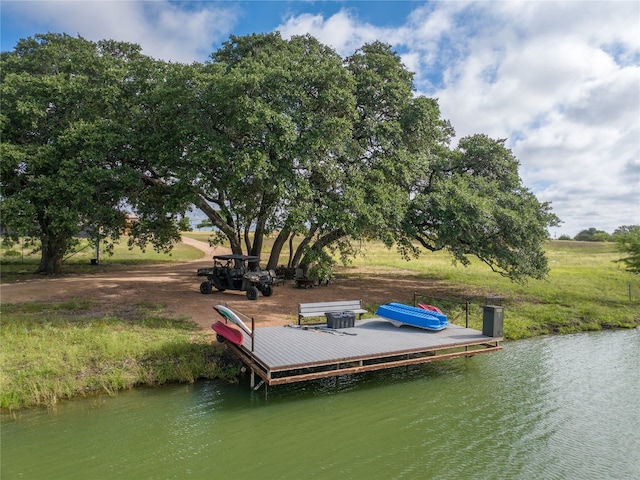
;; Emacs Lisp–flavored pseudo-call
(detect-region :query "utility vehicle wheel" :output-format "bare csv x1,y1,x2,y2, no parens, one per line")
261,285,273,297
200,281,212,294
246,286,259,300
216,334,225,343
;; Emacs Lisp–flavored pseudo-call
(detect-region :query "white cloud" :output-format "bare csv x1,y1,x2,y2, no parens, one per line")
4,1,638,236
277,10,364,54
3,0,238,62
276,2,639,235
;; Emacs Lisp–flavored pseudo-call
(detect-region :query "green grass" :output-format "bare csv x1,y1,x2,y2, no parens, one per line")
344,240,640,338
0,301,241,411
184,232,639,336
0,237,204,282
2,236,638,410
185,233,639,337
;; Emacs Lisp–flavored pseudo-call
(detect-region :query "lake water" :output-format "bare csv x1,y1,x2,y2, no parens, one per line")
2,329,639,479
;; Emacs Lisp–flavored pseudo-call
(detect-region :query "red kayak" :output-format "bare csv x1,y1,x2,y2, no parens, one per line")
418,303,443,313
211,321,244,345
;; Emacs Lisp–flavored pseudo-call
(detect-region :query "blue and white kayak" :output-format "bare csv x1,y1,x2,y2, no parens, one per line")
376,303,449,331
214,305,252,335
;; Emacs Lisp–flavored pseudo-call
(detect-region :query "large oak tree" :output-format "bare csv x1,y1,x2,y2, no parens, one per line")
1,32,560,280
401,134,560,281
180,33,357,267
0,34,188,273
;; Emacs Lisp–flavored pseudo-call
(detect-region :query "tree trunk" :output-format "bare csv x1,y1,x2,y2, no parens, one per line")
196,196,243,254
291,224,318,268
288,235,294,268
36,234,67,274
250,220,265,259
266,228,290,270
300,229,346,266
250,193,273,260
244,227,252,254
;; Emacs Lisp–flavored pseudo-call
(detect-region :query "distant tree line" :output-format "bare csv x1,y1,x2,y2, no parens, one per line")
1,33,560,280
557,225,639,242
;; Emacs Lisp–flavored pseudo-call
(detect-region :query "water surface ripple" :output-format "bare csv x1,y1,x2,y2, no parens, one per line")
2,329,639,479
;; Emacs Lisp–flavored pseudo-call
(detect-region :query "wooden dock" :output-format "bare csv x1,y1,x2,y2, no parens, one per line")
223,318,502,389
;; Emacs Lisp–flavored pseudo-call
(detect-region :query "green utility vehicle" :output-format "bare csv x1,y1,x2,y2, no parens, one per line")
197,254,275,300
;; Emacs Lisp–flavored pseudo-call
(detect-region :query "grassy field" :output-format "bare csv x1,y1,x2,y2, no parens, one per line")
0,237,224,410
2,234,638,410
0,300,241,411
185,232,640,337
0,237,203,282
344,240,640,337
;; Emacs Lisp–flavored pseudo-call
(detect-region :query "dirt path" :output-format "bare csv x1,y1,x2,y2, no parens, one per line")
1,238,442,330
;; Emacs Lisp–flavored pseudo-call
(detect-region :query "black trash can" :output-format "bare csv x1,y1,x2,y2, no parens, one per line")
325,311,355,329
482,305,504,337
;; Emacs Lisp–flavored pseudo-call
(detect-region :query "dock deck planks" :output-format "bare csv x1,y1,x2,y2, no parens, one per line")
224,318,502,387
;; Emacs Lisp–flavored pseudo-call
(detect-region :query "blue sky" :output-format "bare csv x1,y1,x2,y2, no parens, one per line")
2,1,639,236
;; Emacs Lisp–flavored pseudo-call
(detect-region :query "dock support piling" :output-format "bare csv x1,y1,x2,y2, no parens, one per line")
253,380,264,391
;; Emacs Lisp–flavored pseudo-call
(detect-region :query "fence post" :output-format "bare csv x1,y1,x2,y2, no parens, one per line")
465,300,469,328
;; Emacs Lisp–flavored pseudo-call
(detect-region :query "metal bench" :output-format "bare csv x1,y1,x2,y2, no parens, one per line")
298,300,367,325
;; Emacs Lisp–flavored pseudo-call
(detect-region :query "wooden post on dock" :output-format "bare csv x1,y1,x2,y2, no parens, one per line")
251,317,255,352
465,301,470,352
465,301,469,328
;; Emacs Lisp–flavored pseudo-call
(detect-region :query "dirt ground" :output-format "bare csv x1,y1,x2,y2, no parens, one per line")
1,237,450,331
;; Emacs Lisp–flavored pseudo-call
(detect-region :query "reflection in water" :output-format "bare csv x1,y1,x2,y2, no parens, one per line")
2,329,639,479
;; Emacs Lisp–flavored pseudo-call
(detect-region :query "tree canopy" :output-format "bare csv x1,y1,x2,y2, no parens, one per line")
400,134,559,281
0,34,190,273
614,225,640,273
1,32,560,280
574,227,611,242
